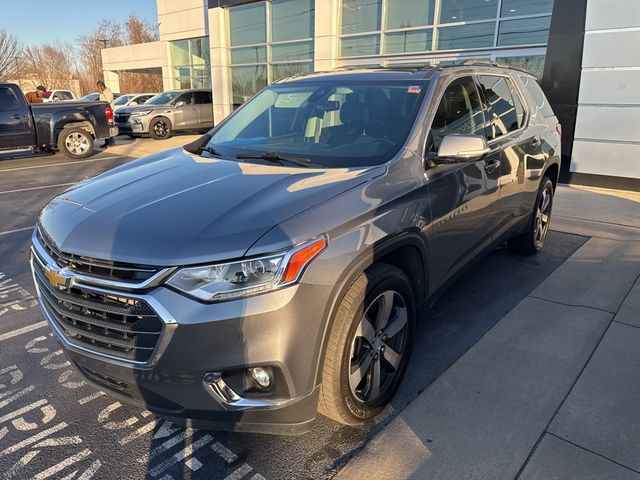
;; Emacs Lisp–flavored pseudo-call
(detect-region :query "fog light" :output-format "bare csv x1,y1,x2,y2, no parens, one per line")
248,367,272,389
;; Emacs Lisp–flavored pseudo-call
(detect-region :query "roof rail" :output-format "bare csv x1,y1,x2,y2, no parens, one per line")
458,58,534,76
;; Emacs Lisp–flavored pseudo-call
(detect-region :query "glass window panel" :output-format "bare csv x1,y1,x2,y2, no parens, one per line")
498,16,551,46
429,76,486,151
171,39,190,66
229,3,266,46
438,22,496,50
341,0,381,34
232,65,268,104
271,41,313,62
496,55,546,81
231,46,267,65
271,61,313,82
341,34,380,57
386,0,434,29
271,0,314,42
190,37,210,65
501,0,554,17
477,75,520,138
384,29,432,54
440,0,498,23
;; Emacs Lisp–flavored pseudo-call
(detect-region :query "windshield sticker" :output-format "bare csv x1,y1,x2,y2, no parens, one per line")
407,86,422,94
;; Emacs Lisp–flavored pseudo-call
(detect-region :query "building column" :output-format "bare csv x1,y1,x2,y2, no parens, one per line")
102,70,120,93
208,6,233,124
314,0,340,72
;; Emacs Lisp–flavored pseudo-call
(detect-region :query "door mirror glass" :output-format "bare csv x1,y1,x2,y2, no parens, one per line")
436,134,490,162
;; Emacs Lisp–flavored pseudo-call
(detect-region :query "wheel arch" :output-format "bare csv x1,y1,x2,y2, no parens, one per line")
313,231,430,387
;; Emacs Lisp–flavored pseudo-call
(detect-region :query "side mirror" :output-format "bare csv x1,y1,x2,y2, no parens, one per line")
175,100,186,107
435,134,490,163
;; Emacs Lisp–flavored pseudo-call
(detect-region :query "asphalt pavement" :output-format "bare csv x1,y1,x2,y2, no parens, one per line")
0,145,587,480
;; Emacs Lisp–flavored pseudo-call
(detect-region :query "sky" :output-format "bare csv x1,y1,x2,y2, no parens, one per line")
2,0,158,46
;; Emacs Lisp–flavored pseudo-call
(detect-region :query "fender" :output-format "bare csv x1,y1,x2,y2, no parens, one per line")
46,109,99,146
312,229,431,386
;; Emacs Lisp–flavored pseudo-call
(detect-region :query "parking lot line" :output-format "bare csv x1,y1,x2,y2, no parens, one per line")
0,226,34,237
0,182,75,195
0,321,47,342
0,155,126,173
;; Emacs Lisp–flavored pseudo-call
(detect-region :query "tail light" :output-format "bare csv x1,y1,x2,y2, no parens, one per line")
105,106,114,123
556,123,562,136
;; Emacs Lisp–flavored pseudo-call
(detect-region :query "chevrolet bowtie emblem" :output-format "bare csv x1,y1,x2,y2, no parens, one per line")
44,267,74,290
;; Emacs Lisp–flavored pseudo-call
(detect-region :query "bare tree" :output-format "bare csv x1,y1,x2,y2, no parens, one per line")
22,42,77,90
0,28,22,81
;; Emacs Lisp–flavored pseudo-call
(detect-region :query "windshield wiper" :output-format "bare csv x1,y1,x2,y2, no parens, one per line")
236,151,317,168
183,134,223,157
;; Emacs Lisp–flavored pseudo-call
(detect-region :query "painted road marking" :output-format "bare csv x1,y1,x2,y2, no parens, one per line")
0,155,126,173
78,391,105,405
224,464,254,480
0,322,47,343
0,226,34,236
212,442,238,463
148,434,214,477
0,272,38,321
0,182,76,195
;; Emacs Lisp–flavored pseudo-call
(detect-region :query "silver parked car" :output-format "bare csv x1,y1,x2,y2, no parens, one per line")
31,64,560,434
113,93,157,110
114,89,214,139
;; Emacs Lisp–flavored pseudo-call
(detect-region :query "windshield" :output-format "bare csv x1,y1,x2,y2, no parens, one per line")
146,92,180,105
80,93,99,101
207,80,428,168
113,95,133,106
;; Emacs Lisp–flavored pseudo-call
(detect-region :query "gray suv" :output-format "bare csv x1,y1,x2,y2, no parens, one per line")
114,89,214,139
31,64,560,434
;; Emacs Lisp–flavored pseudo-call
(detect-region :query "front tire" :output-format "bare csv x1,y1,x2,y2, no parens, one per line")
57,128,94,159
318,263,415,425
149,117,172,140
508,176,554,255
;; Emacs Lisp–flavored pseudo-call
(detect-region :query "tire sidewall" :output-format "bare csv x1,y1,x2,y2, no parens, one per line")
150,117,172,140
340,270,415,421
532,177,554,251
58,128,93,159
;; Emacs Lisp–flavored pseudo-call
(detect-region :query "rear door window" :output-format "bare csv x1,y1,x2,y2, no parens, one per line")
195,92,212,104
429,75,486,152
476,75,524,139
0,87,20,110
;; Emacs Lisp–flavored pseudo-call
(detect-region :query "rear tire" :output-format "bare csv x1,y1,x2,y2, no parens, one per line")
508,176,554,255
149,117,172,140
318,263,415,425
57,128,94,159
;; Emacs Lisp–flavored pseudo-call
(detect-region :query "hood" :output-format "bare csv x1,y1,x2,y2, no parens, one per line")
39,148,382,266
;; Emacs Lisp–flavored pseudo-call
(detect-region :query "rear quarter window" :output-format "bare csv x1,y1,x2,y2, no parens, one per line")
520,75,555,118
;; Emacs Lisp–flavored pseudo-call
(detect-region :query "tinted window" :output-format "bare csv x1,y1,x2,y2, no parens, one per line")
477,75,522,139
195,92,212,104
521,75,555,117
146,92,181,105
175,92,195,105
429,76,485,152
0,87,20,110
60,92,73,100
114,95,133,106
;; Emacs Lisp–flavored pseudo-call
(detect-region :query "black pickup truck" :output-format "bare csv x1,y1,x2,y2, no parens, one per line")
0,83,117,159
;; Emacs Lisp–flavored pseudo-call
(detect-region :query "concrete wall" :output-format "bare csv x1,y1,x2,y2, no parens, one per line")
157,0,208,42
571,0,640,179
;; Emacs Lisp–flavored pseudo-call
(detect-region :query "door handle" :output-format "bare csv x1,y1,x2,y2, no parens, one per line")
11,114,25,120
484,159,500,174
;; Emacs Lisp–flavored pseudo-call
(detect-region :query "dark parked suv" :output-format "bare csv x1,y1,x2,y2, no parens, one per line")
31,64,560,434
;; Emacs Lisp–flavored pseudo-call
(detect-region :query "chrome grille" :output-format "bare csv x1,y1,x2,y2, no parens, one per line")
36,228,160,284
33,260,164,363
115,113,131,123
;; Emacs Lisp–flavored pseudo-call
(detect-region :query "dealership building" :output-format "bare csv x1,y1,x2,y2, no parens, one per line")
102,0,640,189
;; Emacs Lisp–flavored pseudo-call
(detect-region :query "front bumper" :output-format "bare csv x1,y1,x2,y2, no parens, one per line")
30,239,333,434
115,117,149,135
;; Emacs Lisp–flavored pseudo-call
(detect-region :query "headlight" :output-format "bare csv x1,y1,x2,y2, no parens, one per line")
166,236,326,301
131,110,153,117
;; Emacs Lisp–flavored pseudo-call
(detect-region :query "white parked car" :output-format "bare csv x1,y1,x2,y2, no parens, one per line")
113,93,157,111
42,90,76,102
